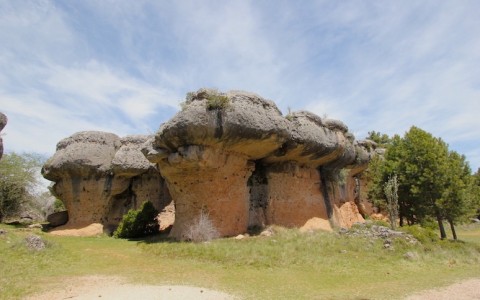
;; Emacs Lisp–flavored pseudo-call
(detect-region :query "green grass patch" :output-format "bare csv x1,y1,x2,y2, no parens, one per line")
1,223,479,299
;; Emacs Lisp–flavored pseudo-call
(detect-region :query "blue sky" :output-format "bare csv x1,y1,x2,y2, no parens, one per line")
1,1,479,171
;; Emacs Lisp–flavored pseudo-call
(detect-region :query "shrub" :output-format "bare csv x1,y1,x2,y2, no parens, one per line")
183,211,220,243
114,201,159,239
399,225,439,244
206,93,229,110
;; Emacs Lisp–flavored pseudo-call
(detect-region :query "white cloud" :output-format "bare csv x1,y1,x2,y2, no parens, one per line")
0,0,479,170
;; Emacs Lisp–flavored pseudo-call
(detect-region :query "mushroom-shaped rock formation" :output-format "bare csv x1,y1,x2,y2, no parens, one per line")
319,139,377,228
0,112,7,160
144,89,374,239
43,89,374,238
248,111,368,230
42,131,170,235
144,89,290,239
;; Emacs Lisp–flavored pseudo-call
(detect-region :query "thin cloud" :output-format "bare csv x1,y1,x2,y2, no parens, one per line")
0,0,479,170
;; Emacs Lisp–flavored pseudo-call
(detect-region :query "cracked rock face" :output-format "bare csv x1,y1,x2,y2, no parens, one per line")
42,131,170,234
144,89,373,238
145,89,293,239
265,111,347,167
0,112,7,160
44,88,374,238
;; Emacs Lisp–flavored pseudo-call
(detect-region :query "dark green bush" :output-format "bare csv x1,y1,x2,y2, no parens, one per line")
114,201,159,239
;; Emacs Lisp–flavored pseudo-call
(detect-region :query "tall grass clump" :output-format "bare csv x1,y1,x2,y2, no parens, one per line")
183,212,220,243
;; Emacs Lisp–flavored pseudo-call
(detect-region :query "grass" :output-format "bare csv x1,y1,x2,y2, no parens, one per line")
1,223,479,299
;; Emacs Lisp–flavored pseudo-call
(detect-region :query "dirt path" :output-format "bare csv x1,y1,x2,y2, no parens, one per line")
26,276,237,300
405,278,480,300
26,276,480,299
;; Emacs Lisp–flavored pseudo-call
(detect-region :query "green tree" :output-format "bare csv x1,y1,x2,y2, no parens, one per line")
368,126,475,239
0,153,44,222
399,128,450,238
438,151,473,240
367,131,391,147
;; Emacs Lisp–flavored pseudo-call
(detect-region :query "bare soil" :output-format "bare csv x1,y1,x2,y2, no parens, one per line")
26,275,480,299
405,278,480,300
26,276,237,300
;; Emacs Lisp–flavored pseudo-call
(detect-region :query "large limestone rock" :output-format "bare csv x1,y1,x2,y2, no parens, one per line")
43,88,374,238
145,89,290,239
251,111,363,230
0,112,7,160
143,89,373,239
42,131,170,235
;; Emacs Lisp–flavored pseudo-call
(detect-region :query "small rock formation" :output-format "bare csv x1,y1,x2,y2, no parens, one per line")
47,210,69,227
42,132,171,235
25,234,46,251
0,112,7,160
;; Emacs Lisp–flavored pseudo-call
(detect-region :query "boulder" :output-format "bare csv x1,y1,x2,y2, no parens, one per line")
0,112,7,160
47,210,69,227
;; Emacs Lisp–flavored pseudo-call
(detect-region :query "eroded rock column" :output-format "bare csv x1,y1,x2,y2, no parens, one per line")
265,163,329,228
50,174,130,225
159,146,253,239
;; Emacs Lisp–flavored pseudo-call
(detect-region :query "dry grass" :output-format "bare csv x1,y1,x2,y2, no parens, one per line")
1,223,479,299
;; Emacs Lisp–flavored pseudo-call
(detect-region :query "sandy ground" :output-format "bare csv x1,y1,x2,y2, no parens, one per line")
405,278,480,300
26,276,237,300
26,276,480,299
48,223,104,236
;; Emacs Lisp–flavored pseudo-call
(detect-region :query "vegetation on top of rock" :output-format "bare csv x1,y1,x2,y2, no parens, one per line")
183,88,230,111
206,93,229,110
114,201,159,239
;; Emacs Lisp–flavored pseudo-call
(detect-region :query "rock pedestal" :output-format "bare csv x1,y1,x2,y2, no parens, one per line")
160,146,253,239
264,164,328,228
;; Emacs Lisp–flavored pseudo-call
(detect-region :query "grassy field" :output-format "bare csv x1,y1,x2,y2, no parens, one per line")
1,223,479,299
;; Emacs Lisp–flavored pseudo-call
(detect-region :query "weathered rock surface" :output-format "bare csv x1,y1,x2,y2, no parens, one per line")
263,163,328,228
44,88,374,238
145,89,293,239
42,131,171,235
0,112,7,160
142,89,374,239
47,210,69,227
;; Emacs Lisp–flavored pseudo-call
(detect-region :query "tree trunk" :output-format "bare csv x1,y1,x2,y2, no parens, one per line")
435,208,447,239
448,218,457,240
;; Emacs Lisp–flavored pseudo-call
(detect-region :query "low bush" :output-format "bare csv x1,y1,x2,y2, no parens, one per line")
114,201,159,239
399,224,439,244
206,94,229,110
